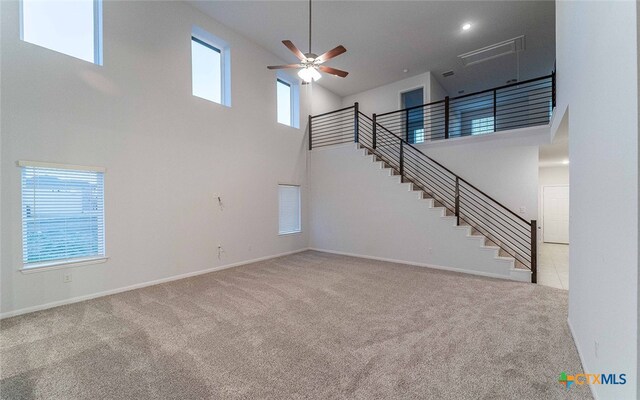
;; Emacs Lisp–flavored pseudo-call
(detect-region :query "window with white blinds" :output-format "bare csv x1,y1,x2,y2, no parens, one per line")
20,162,105,268
278,184,301,234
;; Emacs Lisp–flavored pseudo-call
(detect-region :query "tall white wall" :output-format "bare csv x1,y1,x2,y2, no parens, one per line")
342,72,434,115
429,73,448,102
309,144,521,280
419,140,539,222
0,0,341,316
557,1,638,399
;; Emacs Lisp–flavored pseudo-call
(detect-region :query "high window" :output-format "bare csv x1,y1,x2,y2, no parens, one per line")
277,79,292,126
21,0,102,64
191,27,231,106
276,76,300,128
20,162,106,269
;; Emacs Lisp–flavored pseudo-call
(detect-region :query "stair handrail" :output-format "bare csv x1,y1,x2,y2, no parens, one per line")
369,114,529,225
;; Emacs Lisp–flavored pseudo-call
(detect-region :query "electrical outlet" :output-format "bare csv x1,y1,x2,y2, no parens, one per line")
594,340,599,359
519,206,526,214
427,247,433,255
63,272,72,283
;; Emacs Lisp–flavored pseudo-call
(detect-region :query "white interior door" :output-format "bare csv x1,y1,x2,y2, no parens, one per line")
543,185,569,244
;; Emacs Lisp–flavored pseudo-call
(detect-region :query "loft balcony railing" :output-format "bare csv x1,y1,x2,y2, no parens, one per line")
374,73,555,144
306,74,556,283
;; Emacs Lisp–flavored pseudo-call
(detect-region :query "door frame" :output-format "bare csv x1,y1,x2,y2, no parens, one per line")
541,184,570,244
398,86,425,110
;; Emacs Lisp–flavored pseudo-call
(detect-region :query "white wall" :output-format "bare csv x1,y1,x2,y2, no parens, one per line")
309,144,524,281
342,72,434,115
557,1,638,399
429,73,448,102
417,139,539,222
0,0,341,316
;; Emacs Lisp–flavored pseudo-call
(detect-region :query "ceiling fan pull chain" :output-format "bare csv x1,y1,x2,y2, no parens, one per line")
308,0,312,54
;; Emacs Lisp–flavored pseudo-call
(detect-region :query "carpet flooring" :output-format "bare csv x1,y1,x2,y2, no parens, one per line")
1,251,591,399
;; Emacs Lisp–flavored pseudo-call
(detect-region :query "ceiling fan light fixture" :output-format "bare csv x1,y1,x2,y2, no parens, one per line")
298,66,321,82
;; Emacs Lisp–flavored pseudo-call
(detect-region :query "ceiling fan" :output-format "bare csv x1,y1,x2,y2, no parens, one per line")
267,0,349,83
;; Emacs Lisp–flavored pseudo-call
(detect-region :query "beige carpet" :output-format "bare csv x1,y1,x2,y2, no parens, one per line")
1,251,590,399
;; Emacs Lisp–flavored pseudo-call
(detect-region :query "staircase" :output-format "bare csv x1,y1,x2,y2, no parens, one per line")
308,75,555,283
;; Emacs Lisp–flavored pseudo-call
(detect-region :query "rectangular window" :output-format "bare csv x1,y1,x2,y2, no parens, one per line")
192,36,222,104
20,0,102,65
277,79,292,126
278,185,301,234
20,162,106,269
471,116,494,135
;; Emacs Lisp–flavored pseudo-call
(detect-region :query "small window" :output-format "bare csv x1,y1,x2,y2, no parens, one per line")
277,79,292,126
20,162,106,269
471,116,494,135
278,185,301,234
275,76,300,128
20,0,102,65
192,37,222,104
191,27,231,107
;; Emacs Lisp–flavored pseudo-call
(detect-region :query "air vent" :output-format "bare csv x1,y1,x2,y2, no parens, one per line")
442,70,455,77
458,35,525,67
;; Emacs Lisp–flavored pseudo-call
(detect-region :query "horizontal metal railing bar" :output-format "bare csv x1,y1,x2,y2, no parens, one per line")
310,118,355,130
495,84,553,98
404,168,456,204
373,121,531,226
310,105,356,120
458,204,531,249
461,224,530,265
312,140,354,148
495,81,552,96
403,170,455,211
358,112,374,122
495,98,553,112
458,185,531,232
459,210,531,263
376,74,553,120
312,127,356,136
403,152,457,192
312,135,354,145
377,115,447,124
459,217,530,266
496,88,552,103
458,203,531,246
496,108,552,120
312,132,354,141
312,137,354,146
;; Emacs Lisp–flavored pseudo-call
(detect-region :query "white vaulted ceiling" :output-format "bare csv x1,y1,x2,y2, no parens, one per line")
189,1,555,98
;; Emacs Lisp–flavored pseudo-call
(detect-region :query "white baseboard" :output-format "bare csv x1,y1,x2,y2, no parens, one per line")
308,248,524,282
0,248,310,319
567,318,599,400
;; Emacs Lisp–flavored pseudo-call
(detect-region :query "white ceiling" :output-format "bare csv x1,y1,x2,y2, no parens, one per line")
189,1,556,98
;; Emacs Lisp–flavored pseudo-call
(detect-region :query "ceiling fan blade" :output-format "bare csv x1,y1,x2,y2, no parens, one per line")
282,40,306,61
319,65,349,78
316,45,347,63
267,64,302,70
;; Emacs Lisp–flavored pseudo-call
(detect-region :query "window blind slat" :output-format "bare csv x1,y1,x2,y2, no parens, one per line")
21,165,106,267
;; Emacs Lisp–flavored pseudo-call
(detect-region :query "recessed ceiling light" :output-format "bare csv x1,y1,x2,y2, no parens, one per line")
462,23,472,31
403,69,409,73
562,159,570,165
